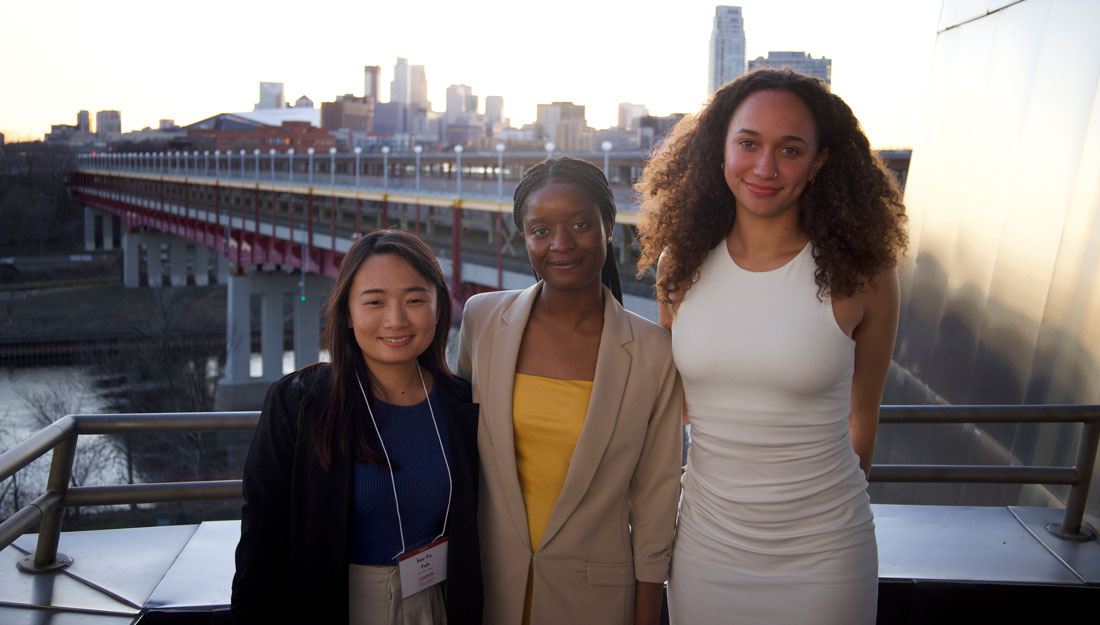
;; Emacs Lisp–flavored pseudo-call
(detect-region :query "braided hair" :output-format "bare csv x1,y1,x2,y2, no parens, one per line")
512,157,624,303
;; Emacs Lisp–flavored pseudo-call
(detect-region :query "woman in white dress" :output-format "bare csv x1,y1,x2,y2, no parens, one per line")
636,69,909,624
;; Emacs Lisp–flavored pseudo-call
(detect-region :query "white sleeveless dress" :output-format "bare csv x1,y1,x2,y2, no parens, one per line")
667,241,877,625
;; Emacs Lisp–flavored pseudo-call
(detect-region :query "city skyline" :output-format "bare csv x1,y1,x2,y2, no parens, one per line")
1,0,941,147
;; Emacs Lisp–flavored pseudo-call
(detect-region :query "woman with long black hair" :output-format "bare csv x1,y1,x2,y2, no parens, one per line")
232,230,482,625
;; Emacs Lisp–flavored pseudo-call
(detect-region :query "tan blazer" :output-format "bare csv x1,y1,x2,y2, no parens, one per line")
457,283,683,625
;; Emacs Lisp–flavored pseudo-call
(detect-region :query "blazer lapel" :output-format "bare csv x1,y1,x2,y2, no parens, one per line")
483,283,542,550
537,289,634,550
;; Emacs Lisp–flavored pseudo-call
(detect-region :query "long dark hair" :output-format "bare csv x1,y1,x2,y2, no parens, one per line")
636,68,907,302
512,156,624,303
302,229,454,471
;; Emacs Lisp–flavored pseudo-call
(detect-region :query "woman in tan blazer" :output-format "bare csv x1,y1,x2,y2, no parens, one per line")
457,157,682,625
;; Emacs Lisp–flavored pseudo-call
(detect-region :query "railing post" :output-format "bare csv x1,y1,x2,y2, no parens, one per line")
20,436,77,572
1050,419,1100,540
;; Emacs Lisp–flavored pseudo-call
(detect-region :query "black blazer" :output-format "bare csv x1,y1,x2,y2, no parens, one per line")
231,364,483,624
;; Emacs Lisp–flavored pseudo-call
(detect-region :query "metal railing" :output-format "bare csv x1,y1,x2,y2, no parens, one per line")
871,404,1100,540
1,405,1097,573
0,412,258,572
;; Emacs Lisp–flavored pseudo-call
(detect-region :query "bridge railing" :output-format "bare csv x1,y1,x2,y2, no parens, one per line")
1,405,1097,572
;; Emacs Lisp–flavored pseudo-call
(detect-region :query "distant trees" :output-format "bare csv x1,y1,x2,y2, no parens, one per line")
0,142,82,255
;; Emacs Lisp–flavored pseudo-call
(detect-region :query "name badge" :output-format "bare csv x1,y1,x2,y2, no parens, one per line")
397,537,448,599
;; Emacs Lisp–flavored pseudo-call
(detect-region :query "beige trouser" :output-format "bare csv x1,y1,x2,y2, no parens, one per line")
348,564,447,625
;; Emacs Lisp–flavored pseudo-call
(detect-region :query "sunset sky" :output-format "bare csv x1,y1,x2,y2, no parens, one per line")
0,0,942,148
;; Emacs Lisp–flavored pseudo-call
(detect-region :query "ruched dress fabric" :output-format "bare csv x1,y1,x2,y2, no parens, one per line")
667,242,877,625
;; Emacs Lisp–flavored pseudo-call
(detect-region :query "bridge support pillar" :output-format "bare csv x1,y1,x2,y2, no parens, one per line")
261,290,284,380
146,236,164,288
122,230,140,288
194,245,211,287
216,271,333,410
84,207,97,251
216,254,229,285
223,274,252,387
169,240,188,287
102,214,114,251
294,274,327,369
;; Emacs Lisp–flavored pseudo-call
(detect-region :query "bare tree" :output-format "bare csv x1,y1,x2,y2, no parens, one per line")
15,381,121,518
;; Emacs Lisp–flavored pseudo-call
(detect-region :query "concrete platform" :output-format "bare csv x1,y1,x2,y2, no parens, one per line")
0,506,1096,624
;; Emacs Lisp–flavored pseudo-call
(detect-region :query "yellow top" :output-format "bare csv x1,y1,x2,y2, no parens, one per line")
512,373,593,551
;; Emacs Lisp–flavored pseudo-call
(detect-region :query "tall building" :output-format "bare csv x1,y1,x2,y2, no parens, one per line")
321,94,373,133
391,58,410,103
256,82,286,110
409,64,428,107
446,84,474,123
639,113,687,150
748,51,832,86
536,102,588,148
709,6,746,94
364,65,380,101
371,102,406,135
96,110,121,137
485,96,504,125
617,103,648,131
77,110,90,134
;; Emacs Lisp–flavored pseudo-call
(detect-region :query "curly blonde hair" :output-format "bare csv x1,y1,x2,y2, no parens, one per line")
636,69,908,302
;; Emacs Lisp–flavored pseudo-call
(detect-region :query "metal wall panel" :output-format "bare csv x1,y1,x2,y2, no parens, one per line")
881,0,1100,525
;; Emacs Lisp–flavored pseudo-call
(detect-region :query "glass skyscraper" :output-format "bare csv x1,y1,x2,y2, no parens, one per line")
708,6,746,94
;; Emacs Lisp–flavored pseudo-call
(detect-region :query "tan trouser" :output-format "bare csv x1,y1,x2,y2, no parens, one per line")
348,564,446,625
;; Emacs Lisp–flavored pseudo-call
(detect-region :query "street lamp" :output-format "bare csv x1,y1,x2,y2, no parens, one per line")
495,143,505,199
354,146,362,187
601,140,613,179
329,147,337,185
269,149,276,181
240,149,246,178
288,148,295,184
413,145,422,194
381,145,391,193
254,149,260,181
203,151,209,176
544,141,555,161
214,150,220,177
454,145,463,196
307,147,315,184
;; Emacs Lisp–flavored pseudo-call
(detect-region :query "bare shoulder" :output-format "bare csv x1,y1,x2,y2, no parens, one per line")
861,265,900,311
